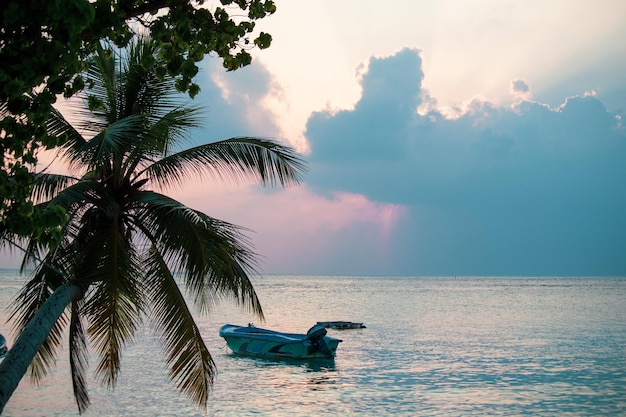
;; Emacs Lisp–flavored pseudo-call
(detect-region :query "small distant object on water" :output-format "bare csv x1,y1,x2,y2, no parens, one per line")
317,321,366,330
0,333,7,358
219,323,342,360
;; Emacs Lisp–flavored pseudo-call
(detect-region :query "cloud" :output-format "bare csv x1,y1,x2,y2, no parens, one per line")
305,48,626,275
511,78,531,99
307,48,425,164
192,58,285,144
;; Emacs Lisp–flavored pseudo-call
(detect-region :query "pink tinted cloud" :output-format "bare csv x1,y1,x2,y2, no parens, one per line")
172,183,407,274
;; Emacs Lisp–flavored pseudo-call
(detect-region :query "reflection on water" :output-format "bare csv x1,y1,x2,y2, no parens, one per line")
1,273,625,416
227,354,337,375
225,354,338,392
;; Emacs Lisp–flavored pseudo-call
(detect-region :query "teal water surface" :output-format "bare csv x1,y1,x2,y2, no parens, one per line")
1,271,625,416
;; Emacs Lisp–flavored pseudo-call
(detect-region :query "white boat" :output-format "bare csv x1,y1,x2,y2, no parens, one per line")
219,324,342,360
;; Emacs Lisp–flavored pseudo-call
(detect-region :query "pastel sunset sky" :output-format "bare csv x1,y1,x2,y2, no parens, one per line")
4,1,626,276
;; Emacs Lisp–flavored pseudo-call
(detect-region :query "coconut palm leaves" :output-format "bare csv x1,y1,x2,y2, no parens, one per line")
7,38,305,413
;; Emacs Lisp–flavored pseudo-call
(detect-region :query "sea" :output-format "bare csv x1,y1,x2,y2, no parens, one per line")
0,269,625,416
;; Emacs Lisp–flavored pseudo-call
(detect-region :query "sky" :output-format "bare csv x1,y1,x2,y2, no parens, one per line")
3,1,626,276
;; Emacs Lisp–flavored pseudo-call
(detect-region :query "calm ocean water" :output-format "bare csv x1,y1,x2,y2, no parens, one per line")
1,270,625,416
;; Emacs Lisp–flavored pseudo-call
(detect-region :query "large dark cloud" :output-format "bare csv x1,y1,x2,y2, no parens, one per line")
308,48,424,164
305,48,626,275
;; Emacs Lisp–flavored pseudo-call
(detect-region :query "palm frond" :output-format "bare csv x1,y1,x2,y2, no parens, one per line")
144,106,204,154
141,137,307,191
46,105,87,151
123,106,204,177
131,191,264,317
121,41,179,118
17,226,55,273
32,173,79,203
82,226,144,388
69,301,90,413
46,180,113,215
62,115,146,172
77,39,182,135
0,239,35,273
144,247,216,408
79,42,118,130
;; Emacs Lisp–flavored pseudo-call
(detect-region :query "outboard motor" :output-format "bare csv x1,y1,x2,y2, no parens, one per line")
306,324,333,359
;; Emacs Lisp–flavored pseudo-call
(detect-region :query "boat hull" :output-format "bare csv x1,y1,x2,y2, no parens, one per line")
219,324,342,359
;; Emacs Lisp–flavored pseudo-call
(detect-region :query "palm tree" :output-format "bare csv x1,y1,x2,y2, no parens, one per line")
0,38,305,414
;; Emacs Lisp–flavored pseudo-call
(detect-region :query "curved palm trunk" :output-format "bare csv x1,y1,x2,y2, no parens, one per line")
0,284,84,413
